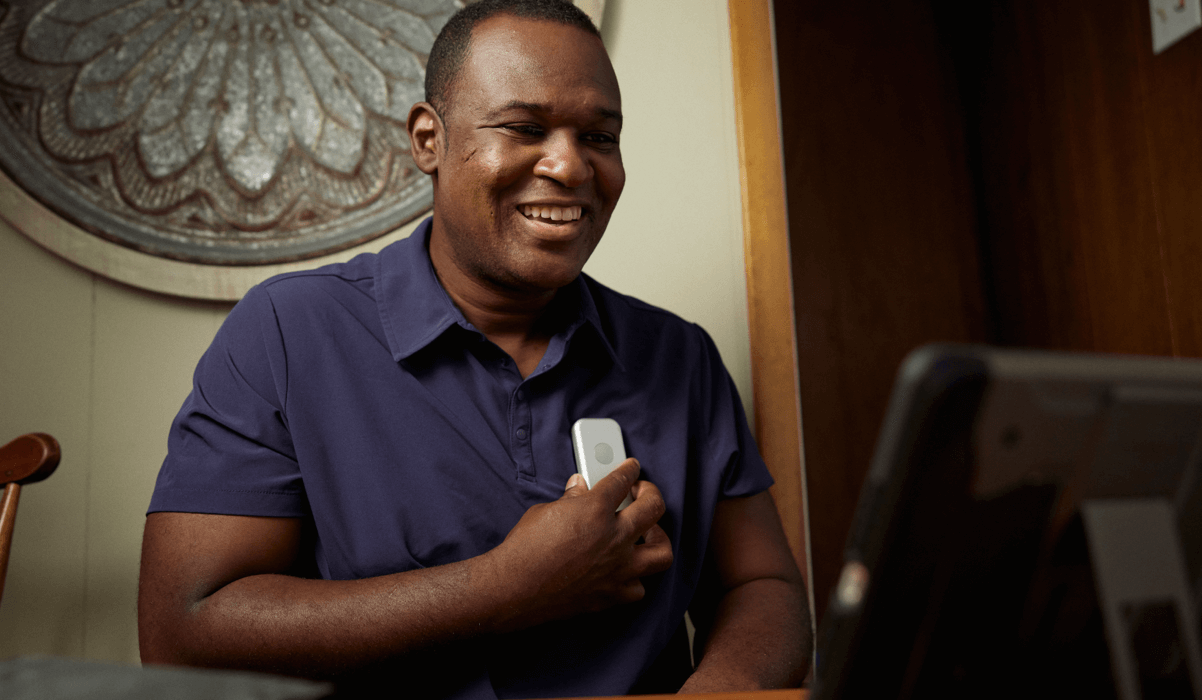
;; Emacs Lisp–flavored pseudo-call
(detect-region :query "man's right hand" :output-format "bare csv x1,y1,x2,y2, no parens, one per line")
483,458,674,631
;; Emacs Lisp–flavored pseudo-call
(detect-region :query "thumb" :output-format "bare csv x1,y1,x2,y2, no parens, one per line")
562,472,588,497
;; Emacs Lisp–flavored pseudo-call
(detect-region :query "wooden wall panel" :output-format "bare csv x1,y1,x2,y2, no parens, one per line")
773,1,989,622
1137,8,1202,358
773,0,1202,628
961,0,1179,356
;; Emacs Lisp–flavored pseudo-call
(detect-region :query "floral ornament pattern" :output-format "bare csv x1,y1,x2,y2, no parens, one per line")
0,0,462,264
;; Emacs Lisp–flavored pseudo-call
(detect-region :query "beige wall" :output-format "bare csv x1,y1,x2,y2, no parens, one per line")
0,0,750,664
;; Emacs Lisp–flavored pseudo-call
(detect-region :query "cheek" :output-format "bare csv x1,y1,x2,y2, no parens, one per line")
477,145,532,192
445,141,521,198
597,158,625,205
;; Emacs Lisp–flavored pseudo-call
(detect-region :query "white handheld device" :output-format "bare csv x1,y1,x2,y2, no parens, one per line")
571,418,633,510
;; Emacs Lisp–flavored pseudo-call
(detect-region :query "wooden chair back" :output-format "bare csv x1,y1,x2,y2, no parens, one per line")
0,433,60,606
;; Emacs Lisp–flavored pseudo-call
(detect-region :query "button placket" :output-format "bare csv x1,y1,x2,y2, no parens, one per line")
510,384,536,480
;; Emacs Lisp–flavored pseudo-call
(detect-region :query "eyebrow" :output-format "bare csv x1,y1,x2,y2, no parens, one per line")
484,100,623,128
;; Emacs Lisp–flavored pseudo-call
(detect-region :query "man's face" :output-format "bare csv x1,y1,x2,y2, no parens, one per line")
425,14,625,294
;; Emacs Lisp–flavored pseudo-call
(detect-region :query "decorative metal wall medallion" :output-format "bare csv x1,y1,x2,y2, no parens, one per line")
0,0,464,267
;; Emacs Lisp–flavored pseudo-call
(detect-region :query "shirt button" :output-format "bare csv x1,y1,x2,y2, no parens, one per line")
516,427,528,440
516,389,525,401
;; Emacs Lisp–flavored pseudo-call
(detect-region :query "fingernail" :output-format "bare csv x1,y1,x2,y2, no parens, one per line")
566,473,583,490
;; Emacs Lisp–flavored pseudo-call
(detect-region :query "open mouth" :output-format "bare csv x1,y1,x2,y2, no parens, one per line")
521,205,583,223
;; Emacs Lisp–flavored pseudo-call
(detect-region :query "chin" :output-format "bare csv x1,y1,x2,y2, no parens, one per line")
506,251,593,292
510,264,586,293
522,272,582,293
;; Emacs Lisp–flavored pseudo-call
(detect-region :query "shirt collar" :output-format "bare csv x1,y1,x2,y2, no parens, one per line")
376,217,623,370
569,273,625,372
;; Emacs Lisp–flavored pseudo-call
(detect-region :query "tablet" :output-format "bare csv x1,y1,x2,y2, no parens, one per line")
812,344,1202,700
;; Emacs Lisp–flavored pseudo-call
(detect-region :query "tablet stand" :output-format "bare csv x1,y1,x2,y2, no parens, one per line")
1083,499,1202,700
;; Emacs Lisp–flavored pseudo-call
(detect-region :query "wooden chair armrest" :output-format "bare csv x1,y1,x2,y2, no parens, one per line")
0,433,60,486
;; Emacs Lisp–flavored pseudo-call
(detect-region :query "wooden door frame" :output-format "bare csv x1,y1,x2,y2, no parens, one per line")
727,0,812,613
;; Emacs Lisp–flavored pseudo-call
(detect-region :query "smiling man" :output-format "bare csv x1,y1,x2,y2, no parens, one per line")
138,1,810,697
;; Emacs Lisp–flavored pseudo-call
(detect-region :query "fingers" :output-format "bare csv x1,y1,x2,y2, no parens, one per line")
630,523,674,577
640,522,671,548
617,579,647,604
588,458,641,509
562,472,588,497
618,477,666,534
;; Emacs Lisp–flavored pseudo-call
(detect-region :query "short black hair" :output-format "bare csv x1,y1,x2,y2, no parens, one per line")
424,0,601,117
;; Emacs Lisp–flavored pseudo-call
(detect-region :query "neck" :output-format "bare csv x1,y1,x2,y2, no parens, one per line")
428,232,561,377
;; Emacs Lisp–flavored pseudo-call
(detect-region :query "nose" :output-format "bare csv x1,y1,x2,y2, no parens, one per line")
533,131,592,188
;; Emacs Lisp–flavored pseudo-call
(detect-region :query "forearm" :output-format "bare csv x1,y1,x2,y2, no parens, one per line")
681,577,812,693
142,549,516,679
139,465,670,680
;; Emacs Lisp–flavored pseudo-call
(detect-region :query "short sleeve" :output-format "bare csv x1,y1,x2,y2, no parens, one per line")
693,324,775,500
148,286,309,517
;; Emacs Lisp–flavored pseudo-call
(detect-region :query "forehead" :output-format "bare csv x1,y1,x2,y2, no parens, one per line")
453,15,620,119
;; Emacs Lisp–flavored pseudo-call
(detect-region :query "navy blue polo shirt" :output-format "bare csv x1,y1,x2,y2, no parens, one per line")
149,218,773,698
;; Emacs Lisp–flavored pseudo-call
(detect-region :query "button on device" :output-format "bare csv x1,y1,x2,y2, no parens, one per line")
594,442,614,465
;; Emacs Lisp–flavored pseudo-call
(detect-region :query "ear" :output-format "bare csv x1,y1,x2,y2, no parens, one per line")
408,101,443,176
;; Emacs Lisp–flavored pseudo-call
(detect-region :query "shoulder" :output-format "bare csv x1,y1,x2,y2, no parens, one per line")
231,248,388,329
583,273,691,327
580,274,718,363
211,250,386,365
255,250,379,305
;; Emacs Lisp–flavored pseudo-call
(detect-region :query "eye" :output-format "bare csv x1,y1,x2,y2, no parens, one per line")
501,123,544,137
583,132,619,147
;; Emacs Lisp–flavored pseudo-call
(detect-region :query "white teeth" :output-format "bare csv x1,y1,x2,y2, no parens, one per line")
522,205,582,222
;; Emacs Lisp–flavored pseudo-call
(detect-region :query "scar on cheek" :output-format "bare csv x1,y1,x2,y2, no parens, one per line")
463,148,478,163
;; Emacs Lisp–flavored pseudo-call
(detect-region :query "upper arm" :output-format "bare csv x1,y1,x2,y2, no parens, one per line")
708,490,803,591
687,490,811,685
689,489,805,647
138,512,303,663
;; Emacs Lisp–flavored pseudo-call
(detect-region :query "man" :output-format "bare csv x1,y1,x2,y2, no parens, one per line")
138,1,811,696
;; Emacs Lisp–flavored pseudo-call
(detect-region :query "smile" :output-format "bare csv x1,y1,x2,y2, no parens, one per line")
521,205,583,222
